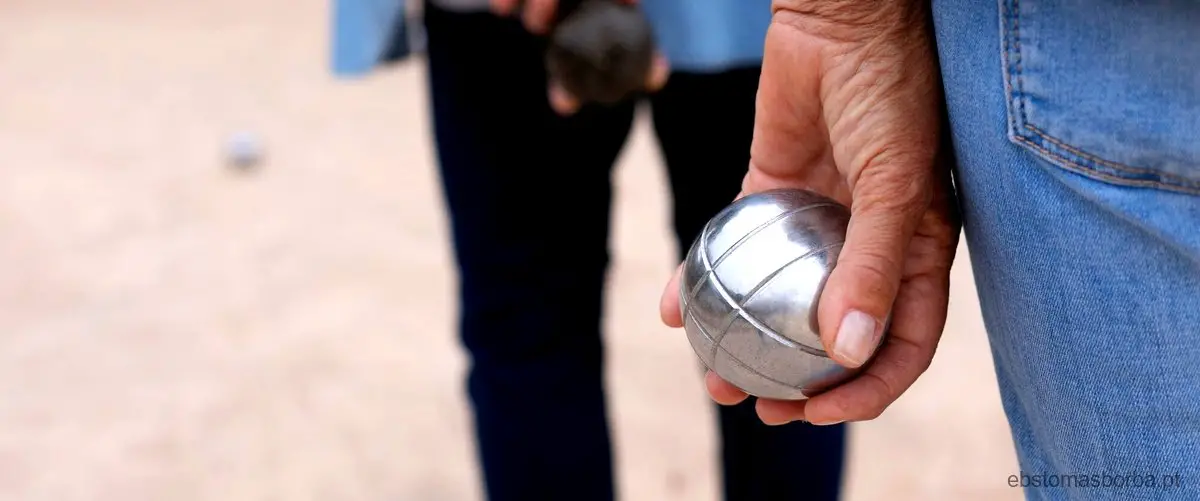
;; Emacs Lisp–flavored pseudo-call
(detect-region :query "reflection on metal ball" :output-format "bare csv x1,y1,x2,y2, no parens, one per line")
680,188,865,401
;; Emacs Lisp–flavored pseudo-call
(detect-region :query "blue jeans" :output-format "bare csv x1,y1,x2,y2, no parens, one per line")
423,5,846,501
933,1,1200,499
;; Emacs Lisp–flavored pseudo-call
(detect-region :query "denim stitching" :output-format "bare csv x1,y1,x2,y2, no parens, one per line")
1012,0,1026,128
1003,0,1200,194
1025,124,1200,184
1001,0,1020,139
1014,135,1200,195
1000,0,1015,134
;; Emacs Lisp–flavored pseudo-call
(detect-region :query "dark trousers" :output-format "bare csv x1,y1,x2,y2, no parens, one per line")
424,5,846,500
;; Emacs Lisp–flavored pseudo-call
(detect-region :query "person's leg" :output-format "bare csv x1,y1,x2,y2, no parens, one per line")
424,5,636,501
933,1,1200,499
650,67,847,501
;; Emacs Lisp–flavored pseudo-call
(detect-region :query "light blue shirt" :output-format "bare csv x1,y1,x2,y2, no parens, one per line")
331,0,772,77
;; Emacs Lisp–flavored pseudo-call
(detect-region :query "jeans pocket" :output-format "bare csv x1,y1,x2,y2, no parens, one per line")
999,0,1200,195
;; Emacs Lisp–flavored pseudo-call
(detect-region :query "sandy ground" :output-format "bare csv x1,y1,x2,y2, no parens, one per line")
0,1,1022,500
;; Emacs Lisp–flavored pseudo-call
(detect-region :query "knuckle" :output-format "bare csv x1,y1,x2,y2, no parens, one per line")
841,246,901,298
877,337,933,388
864,371,900,404
816,371,898,422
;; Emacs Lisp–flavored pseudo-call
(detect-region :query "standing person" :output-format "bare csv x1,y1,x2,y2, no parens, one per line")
660,1,1200,500
332,1,848,500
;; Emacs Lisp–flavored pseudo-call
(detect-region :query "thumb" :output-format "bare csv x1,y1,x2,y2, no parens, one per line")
819,167,929,368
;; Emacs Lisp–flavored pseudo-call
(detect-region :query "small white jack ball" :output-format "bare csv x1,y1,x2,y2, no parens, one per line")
226,131,263,169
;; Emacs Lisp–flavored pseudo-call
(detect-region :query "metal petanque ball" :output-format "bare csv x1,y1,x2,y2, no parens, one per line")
680,188,867,401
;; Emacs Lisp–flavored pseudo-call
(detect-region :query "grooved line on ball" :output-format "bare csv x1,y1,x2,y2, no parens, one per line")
686,309,808,392
681,202,836,321
707,242,843,363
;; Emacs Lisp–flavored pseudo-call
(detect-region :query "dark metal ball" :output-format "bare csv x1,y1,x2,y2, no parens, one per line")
680,189,864,401
545,0,656,105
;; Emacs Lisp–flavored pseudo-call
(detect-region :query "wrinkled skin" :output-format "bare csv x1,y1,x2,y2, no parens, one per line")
496,0,962,427
660,0,961,426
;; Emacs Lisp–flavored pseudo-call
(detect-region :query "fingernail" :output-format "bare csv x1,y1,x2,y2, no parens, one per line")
834,310,881,368
810,419,846,426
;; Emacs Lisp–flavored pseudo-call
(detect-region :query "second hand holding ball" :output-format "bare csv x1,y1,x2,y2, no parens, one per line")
544,0,657,107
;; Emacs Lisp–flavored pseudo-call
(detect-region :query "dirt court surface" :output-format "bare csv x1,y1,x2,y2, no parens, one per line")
0,1,1021,500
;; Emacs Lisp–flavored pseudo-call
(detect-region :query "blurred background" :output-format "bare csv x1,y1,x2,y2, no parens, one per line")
0,0,1023,500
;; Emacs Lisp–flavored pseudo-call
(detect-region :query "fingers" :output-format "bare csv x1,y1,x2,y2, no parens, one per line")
756,398,806,425
754,305,937,425
705,371,749,406
757,214,954,426
803,280,945,424
645,52,671,92
757,340,925,425
547,82,580,116
659,264,684,328
522,0,557,34
716,282,945,427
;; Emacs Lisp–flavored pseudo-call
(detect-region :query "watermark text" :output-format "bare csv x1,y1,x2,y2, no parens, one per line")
1009,471,1183,490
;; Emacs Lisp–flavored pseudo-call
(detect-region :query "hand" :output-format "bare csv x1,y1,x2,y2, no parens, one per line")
660,0,960,425
489,0,670,115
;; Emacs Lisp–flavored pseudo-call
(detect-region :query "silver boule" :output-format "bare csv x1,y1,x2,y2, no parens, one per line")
680,188,870,400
